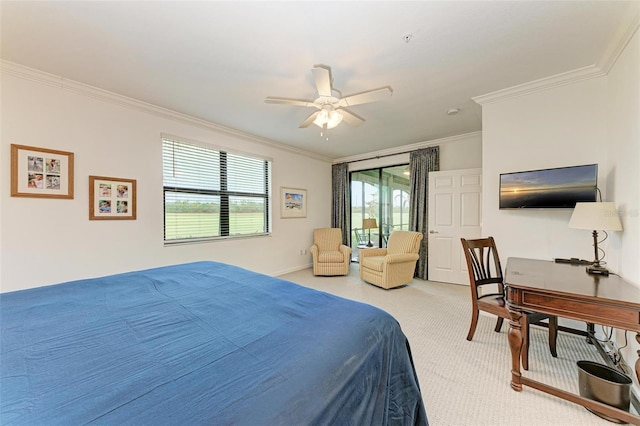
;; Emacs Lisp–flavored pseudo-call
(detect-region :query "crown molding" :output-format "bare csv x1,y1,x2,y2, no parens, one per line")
1,60,333,163
598,7,640,74
474,10,640,106
472,65,605,106
0,61,63,87
333,131,482,165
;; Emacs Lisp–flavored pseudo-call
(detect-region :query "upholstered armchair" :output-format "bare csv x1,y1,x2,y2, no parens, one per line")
310,228,352,276
359,231,423,289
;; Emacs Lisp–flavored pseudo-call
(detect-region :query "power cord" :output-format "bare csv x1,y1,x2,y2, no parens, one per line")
592,325,619,364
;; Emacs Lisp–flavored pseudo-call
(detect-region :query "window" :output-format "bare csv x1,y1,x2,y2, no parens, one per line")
350,165,410,260
162,137,271,244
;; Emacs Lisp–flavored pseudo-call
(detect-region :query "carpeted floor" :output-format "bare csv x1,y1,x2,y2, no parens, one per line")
280,265,619,426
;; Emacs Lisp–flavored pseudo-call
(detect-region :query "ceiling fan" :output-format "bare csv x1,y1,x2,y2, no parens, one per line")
265,65,393,131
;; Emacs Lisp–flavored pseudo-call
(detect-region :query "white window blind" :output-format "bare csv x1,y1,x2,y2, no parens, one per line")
162,137,271,244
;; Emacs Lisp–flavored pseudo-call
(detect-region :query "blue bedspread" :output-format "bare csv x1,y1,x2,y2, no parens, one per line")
1,261,427,425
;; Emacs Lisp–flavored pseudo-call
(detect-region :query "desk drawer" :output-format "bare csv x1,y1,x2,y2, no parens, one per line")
519,291,640,332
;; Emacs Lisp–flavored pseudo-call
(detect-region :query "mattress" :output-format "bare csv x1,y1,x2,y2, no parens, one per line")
1,261,427,425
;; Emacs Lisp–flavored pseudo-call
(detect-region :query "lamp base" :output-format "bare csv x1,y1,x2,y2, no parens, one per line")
366,242,373,247
587,264,609,276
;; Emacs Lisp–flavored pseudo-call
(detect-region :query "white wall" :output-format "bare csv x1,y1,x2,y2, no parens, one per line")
479,25,639,390
1,67,484,293
480,77,611,262
346,132,482,172
1,69,332,292
607,27,640,284
480,33,638,285
606,25,640,390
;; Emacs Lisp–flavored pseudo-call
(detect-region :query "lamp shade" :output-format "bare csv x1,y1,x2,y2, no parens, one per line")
362,218,378,230
568,202,623,231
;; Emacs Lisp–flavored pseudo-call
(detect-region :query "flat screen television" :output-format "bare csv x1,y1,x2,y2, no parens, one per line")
499,164,598,209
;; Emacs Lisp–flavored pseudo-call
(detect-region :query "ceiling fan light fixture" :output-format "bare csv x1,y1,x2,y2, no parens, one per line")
312,107,343,129
313,108,329,127
326,110,343,129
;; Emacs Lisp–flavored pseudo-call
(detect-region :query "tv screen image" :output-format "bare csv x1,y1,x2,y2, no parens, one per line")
499,164,598,209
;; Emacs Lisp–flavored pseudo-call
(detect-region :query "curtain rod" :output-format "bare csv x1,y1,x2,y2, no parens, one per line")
339,145,438,165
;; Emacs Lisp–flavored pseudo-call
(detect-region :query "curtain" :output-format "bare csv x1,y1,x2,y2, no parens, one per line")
409,147,439,280
331,163,351,245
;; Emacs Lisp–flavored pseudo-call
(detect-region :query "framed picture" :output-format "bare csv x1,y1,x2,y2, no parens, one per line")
11,144,74,199
280,187,307,218
89,176,137,220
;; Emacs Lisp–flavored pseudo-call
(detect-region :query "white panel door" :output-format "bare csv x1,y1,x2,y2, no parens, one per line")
428,168,482,284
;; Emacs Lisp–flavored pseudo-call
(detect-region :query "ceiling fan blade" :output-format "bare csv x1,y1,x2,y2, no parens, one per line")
299,111,320,128
265,97,317,108
311,65,332,97
338,86,393,107
339,108,365,126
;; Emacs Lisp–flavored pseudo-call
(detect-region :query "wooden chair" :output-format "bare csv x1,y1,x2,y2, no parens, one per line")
460,237,558,370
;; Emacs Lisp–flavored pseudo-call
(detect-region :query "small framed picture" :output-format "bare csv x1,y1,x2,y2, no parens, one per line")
11,144,74,199
89,176,137,220
280,187,307,218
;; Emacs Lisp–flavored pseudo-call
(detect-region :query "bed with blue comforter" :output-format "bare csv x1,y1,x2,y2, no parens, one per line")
1,261,427,425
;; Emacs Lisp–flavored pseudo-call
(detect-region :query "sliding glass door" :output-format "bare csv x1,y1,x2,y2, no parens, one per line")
351,165,410,261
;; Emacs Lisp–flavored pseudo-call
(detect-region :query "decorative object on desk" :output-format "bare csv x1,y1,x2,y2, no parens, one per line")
362,218,378,247
577,360,631,423
11,144,74,199
568,202,623,275
280,187,307,218
89,176,137,220
554,257,592,265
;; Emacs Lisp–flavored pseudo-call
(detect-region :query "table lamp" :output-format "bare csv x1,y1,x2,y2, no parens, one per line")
362,218,378,247
568,202,622,275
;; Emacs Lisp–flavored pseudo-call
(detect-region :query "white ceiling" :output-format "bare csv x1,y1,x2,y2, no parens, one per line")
1,1,636,160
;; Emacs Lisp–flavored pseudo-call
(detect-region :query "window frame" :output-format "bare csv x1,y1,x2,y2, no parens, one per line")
162,135,272,245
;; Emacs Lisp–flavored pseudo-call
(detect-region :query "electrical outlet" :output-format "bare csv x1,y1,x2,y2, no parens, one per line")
299,249,304,255
303,249,307,255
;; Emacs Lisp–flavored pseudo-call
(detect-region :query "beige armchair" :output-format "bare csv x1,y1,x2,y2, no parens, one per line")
310,228,352,276
359,231,423,289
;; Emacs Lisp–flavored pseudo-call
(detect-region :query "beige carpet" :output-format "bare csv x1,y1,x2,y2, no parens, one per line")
280,265,617,426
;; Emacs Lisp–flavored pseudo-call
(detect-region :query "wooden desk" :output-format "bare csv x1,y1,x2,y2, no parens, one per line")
504,257,640,424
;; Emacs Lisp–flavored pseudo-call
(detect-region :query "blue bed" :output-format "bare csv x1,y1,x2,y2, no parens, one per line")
1,261,427,425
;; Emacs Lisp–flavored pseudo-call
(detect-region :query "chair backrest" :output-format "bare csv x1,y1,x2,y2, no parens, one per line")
313,228,343,251
460,237,504,300
353,228,368,246
386,231,423,255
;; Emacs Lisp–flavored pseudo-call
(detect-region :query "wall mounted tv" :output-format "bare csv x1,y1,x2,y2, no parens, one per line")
499,164,598,209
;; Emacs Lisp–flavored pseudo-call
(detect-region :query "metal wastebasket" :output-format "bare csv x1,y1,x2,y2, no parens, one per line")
577,360,632,423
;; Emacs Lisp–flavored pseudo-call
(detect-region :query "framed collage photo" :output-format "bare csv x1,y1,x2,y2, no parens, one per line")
11,144,74,199
89,176,137,220
280,187,307,218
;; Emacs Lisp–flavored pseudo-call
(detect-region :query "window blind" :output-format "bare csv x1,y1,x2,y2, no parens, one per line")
162,137,271,243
